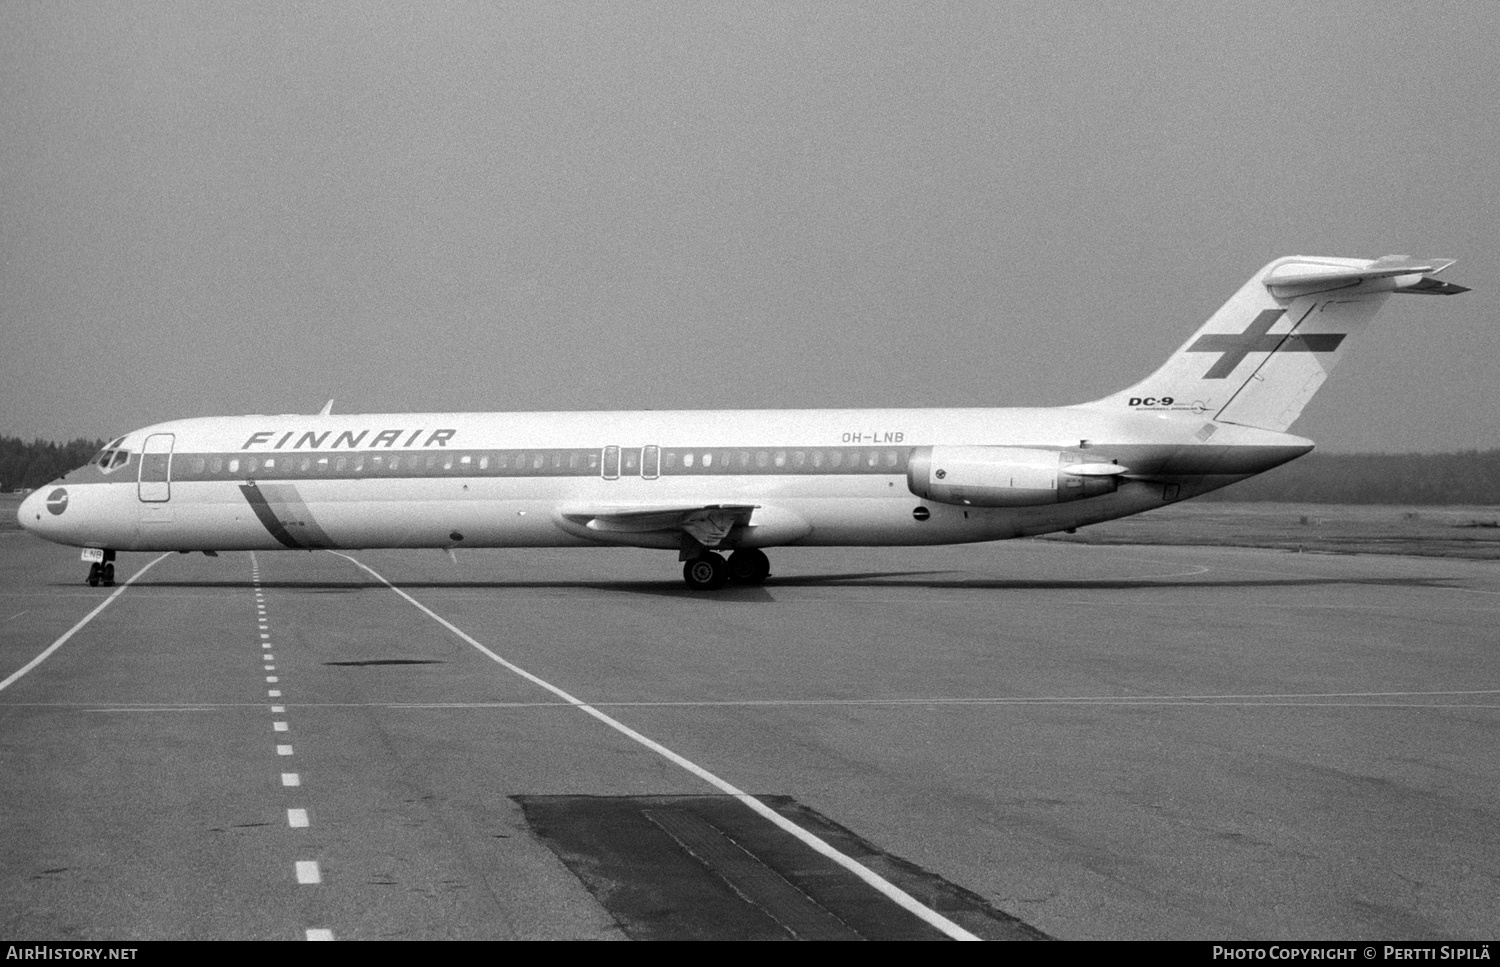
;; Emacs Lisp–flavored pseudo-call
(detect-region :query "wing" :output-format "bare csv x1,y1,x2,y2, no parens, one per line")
560,504,759,548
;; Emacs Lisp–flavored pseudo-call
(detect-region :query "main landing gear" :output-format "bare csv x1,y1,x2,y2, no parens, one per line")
86,550,117,588
682,548,771,591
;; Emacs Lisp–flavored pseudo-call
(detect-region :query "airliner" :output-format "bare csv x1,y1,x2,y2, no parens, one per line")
18,255,1468,590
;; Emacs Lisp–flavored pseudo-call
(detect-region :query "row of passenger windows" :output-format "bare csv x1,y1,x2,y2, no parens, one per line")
173,448,908,478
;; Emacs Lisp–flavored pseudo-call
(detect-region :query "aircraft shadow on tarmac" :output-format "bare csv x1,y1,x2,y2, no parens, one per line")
111,572,1462,601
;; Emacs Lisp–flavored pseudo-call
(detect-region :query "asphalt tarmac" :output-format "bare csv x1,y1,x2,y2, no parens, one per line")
2,531,1496,940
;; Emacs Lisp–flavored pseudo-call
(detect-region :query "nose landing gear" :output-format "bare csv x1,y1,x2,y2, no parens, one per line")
86,550,116,588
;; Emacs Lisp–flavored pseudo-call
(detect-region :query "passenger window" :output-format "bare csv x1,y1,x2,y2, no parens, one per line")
811,450,824,468
773,451,786,468
389,456,400,470
230,458,241,473
443,456,454,471
190,457,206,474
885,450,898,467
299,457,312,472
551,453,562,469
533,453,545,470
622,451,638,473
736,451,750,468
353,456,364,472
701,452,712,468
684,452,695,468
587,452,599,470
317,457,329,471
756,451,769,468
664,451,678,469
427,454,438,470
211,457,223,473
479,456,489,470
829,451,843,468
335,457,347,471
263,457,275,469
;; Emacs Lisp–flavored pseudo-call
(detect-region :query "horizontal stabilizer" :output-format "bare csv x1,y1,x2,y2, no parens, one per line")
1264,256,1465,298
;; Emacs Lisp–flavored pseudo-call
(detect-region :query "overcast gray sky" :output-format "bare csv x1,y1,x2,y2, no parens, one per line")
3,1,1496,453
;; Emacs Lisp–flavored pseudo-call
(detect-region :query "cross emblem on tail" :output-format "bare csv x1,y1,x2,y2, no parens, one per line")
1186,309,1346,379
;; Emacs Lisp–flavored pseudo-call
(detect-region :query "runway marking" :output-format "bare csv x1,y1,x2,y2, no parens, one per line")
288,808,309,828
0,554,172,694
282,773,300,786
274,721,289,731
268,689,282,698
306,929,334,941
267,675,279,683
265,665,277,671
295,860,321,884
272,705,285,712
277,744,293,756
333,551,983,942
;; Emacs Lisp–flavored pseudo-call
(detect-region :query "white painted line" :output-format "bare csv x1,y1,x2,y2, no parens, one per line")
305,928,334,941
271,705,285,713
268,689,282,698
282,772,300,786
273,721,289,732
265,664,276,671
277,744,294,756
288,808,309,828
263,644,272,650
265,654,274,661
334,551,984,942
266,676,278,683
1,554,173,694
295,860,321,884
260,633,270,639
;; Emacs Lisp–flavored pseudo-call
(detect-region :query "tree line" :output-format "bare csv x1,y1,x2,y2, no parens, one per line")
1198,448,1500,505
3,435,1497,504
0,437,106,492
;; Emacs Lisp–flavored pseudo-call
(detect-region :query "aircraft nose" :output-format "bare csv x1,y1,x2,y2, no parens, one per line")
18,484,65,538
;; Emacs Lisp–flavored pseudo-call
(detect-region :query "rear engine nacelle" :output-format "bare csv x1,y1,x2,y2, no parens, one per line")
906,446,1123,507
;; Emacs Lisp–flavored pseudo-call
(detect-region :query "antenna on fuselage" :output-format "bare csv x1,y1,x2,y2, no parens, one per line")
318,399,334,416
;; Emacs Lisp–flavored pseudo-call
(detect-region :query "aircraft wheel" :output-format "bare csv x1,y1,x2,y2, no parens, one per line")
87,563,100,588
102,563,115,587
682,553,729,591
727,548,770,585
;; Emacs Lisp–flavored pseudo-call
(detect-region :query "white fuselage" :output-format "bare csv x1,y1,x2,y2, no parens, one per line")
18,405,1310,555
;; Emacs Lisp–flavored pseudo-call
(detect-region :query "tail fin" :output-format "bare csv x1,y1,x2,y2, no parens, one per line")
1086,255,1468,432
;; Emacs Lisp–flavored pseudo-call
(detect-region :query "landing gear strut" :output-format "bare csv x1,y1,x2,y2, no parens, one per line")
681,548,771,590
86,550,116,588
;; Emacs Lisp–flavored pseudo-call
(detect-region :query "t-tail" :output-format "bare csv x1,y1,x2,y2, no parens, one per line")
1085,255,1468,432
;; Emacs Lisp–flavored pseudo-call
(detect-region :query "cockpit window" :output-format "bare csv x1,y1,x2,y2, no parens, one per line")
109,451,130,469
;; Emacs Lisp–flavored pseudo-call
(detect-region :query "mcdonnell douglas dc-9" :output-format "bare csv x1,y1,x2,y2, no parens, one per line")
19,255,1468,590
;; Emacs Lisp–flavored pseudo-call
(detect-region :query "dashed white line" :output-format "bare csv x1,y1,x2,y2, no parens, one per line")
271,705,285,713
288,808,309,828
268,689,282,698
305,928,334,941
277,744,294,756
282,772,301,787
295,860,321,884
266,676,279,683
273,721,289,732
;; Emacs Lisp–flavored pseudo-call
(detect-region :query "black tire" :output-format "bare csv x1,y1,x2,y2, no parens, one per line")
727,548,770,585
87,563,100,587
682,553,729,591
101,563,115,587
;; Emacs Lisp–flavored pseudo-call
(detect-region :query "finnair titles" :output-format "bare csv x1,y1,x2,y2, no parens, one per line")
19,255,1469,590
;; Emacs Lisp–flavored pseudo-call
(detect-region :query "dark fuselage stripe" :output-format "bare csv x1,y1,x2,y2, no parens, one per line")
239,482,305,549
